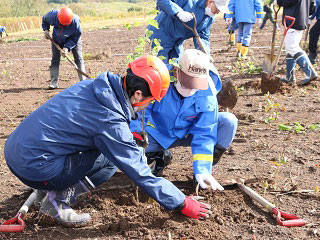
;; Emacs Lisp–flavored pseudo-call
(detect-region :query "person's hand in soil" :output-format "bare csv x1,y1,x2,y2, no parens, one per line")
195,174,224,190
179,196,212,220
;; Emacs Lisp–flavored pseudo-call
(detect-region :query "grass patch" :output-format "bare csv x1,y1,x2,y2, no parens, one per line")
6,37,38,43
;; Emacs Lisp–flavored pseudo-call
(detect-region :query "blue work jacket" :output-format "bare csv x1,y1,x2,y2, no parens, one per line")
226,0,264,24
0,26,6,32
131,67,222,176
311,0,320,19
4,73,185,210
42,10,82,50
149,0,215,60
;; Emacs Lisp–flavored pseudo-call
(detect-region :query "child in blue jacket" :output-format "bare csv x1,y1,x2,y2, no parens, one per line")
226,0,264,59
131,49,238,190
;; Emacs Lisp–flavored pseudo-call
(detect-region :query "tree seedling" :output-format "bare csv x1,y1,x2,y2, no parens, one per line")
269,152,288,190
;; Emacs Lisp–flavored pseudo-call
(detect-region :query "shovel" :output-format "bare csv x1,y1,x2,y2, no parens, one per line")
180,14,238,110
261,16,296,94
238,183,307,227
262,5,281,73
45,32,91,79
0,190,37,232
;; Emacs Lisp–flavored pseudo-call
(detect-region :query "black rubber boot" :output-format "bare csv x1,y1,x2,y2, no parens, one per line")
146,150,172,177
212,146,227,166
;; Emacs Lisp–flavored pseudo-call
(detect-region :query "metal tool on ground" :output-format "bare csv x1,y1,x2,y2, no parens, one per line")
262,5,281,73
0,190,37,232
45,32,91,79
180,13,238,110
238,182,307,228
261,16,296,94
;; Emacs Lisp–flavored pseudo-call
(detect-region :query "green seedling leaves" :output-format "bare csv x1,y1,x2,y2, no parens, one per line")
147,19,159,29
123,23,132,30
145,29,154,39
278,124,292,131
293,122,305,133
309,123,320,131
148,9,159,15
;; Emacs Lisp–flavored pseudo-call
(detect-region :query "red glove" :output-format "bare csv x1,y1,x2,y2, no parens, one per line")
180,196,212,220
132,132,148,148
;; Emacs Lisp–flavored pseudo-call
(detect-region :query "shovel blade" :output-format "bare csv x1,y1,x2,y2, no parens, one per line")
261,72,280,94
262,54,277,73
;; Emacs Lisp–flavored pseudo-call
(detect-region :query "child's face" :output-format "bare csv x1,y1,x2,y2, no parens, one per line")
206,0,220,15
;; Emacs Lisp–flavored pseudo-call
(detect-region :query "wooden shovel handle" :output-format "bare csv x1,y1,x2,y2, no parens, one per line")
45,32,91,79
272,16,296,72
270,5,281,56
180,13,208,55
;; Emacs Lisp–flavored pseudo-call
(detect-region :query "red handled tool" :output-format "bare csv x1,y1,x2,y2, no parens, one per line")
238,183,306,227
0,190,37,232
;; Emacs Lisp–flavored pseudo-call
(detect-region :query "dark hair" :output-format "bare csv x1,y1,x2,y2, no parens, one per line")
125,68,152,99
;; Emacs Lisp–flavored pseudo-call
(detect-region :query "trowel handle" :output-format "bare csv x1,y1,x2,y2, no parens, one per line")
238,184,276,211
283,16,296,35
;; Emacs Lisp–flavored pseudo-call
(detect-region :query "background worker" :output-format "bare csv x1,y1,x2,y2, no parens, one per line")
131,49,238,190
4,55,212,228
226,0,264,59
276,0,318,86
259,0,278,30
148,0,229,63
0,26,8,38
42,7,86,89
308,0,320,64
224,13,238,46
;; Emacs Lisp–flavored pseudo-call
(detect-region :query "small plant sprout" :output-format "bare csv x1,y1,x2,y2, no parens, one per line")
278,123,292,131
308,123,320,131
126,19,164,63
269,151,288,190
263,92,283,124
168,58,178,82
293,122,305,133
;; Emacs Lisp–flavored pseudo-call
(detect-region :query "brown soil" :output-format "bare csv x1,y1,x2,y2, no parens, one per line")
0,16,319,240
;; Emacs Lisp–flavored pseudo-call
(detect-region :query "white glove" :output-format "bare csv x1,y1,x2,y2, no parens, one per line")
256,18,263,24
43,30,50,39
62,47,69,55
195,174,224,190
177,11,194,22
226,18,233,25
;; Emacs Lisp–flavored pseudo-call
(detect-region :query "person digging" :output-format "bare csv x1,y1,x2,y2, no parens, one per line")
276,0,318,86
4,55,212,227
130,49,238,190
42,7,86,89
0,26,8,39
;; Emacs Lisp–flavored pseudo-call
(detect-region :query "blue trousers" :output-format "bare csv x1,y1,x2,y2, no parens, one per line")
10,150,117,191
146,112,238,152
237,23,254,47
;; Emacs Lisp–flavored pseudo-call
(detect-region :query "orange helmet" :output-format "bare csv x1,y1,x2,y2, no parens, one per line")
128,55,170,102
58,7,73,26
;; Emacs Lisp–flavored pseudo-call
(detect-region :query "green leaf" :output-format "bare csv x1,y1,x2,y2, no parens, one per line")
147,19,159,29
278,124,292,131
123,23,131,30
145,29,154,39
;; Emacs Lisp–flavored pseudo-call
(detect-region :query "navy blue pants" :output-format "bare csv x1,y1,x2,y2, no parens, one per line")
10,150,117,191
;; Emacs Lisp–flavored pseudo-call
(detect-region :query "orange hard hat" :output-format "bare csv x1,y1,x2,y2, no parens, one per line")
128,55,170,102
58,7,73,26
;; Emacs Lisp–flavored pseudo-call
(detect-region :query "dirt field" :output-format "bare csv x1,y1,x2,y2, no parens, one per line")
0,16,319,240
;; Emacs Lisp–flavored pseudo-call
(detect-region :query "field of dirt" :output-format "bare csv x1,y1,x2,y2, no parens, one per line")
0,15,319,240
